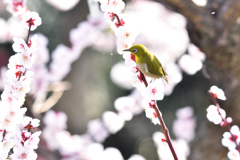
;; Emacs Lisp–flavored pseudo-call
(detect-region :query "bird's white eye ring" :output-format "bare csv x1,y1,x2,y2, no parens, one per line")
132,49,137,53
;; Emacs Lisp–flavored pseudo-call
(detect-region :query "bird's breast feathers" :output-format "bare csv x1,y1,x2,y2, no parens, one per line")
137,63,161,79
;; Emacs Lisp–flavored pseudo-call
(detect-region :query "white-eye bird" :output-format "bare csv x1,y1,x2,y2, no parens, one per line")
123,44,168,83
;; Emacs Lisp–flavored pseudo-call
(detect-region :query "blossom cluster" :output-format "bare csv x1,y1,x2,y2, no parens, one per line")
0,1,42,159
97,0,166,126
42,110,146,160
107,0,206,97
206,86,240,160
0,2,107,116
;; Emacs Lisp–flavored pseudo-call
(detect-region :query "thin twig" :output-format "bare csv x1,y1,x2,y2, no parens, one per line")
209,92,240,152
141,71,178,160
26,18,32,45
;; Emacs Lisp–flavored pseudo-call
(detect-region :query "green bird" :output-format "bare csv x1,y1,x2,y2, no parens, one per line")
123,44,168,83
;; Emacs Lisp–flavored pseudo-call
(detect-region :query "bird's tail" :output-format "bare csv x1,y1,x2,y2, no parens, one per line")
164,76,168,84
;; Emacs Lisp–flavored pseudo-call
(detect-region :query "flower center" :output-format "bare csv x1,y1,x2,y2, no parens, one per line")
152,88,157,94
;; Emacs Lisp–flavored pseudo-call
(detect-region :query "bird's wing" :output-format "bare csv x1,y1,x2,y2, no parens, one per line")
146,56,167,77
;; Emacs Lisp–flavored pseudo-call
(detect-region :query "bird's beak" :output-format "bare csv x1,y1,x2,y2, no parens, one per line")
123,49,131,52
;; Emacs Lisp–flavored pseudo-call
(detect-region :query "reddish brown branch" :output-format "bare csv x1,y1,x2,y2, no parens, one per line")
113,13,122,26
140,72,148,87
26,18,32,45
209,92,240,152
152,101,179,160
141,71,178,160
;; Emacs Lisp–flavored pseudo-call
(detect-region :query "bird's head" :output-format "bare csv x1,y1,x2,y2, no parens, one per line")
123,44,147,56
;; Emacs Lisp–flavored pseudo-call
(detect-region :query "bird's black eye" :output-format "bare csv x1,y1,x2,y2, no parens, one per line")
132,49,137,53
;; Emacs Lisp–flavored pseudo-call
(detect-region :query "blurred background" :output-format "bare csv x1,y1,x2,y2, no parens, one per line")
0,0,225,159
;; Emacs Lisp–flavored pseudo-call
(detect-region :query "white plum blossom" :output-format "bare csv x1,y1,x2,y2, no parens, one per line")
42,111,68,151
192,0,207,7
188,44,206,62
87,119,109,142
222,125,240,150
115,96,136,121
227,149,240,160
122,52,136,68
0,17,28,43
10,146,38,160
45,0,80,11
24,131,41,149
153,132,190,160
142,100,161,125
110,61,134,90
0,133,15,159
21,116,40,130
114,91,143,119
117,39,132,55
141,80,165,101
130,74,145,91
100,0,125,14
22,12,42,31
128,154,146,160
101,147,124,160
1,3,42,160
163,62,182,95
210,85,226,100
12,37,29,53
173,107,196,142
102,111,125,134
115,25,140,44
206,105,226,125
0,106,27,131
70,21,98,47
178,54,202,75
4,0,28,17
84,143,105,160
43,110,67,130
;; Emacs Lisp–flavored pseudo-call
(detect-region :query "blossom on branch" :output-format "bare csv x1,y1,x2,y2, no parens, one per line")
227,149,240,160
210,85,226,101
22,12,42,31
100,0,125,14
222,125,240,150
206,105,226,125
